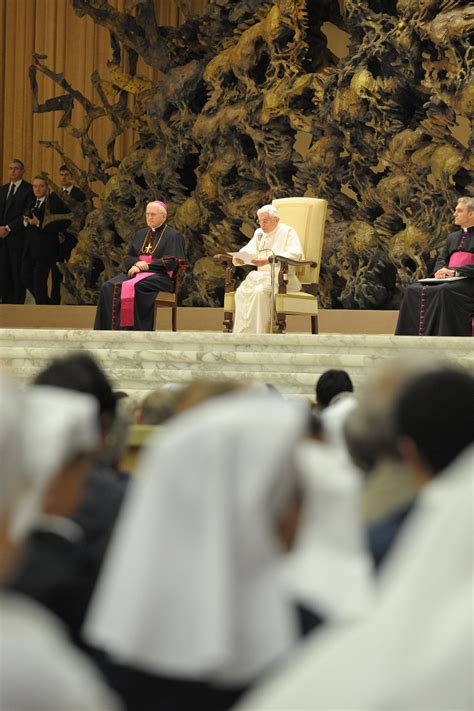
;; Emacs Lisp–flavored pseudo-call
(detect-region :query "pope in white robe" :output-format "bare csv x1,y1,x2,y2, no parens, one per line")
233,204,304,333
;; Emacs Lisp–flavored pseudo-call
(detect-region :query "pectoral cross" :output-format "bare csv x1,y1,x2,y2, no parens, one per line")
144,243,153,254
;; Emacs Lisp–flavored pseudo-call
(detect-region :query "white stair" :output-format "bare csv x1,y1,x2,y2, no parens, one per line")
1,329,473,400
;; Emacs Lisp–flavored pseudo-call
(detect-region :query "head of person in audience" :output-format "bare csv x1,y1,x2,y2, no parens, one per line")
146,200,167,230
136,387,182,426
8,159,25,183
58,164,74,189
85,390,311,683
315,369,354,411
343,358,433,475
13,386,99,535
171,378,250,415
0,377,98,581
393,366,474,484
33,352,117,454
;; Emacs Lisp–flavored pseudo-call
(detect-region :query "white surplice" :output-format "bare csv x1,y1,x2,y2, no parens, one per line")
233,222,304,334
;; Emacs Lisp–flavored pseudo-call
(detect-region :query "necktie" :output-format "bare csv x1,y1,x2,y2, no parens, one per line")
3,184,15,221
35,199,42,209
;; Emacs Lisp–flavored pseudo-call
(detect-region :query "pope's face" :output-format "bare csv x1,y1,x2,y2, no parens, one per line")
454,201,474,228
146,205,166,229
257,211,279,234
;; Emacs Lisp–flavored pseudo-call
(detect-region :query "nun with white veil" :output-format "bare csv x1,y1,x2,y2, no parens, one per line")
279,441,374,629
236,443,474,711
84,391,313,710
0,377,121,711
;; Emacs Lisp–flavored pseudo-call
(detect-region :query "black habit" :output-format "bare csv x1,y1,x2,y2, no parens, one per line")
395,226,474,336
94,224,186,331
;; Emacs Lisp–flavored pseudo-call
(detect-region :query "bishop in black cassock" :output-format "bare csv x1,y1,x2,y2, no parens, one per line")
94,201,186,331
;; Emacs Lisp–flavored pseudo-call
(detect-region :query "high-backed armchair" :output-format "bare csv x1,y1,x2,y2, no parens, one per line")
216,197,327,333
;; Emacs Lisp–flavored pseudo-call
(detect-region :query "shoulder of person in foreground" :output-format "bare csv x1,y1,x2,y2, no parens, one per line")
1,591,122,710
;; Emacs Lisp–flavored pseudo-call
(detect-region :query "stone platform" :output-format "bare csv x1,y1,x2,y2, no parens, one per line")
1,329,473,401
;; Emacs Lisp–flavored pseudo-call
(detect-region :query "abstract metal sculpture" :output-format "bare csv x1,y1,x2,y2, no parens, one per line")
30,0,473,309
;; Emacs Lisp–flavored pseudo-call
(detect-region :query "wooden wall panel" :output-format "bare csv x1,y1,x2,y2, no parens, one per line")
0,0,209,184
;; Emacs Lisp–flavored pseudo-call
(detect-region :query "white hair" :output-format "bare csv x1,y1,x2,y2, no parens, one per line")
458,196,474,212
257,204,279,218
146,200,167,215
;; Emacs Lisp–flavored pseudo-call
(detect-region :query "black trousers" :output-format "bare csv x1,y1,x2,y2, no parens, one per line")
2,243,26,303
21,254,53,304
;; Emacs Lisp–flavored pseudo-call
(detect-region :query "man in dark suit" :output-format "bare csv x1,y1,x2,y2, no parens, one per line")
0,159,34,303
49,164,88,304
21,175,71,305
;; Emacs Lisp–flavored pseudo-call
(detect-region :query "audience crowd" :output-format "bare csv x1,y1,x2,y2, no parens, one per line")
0,353,473,710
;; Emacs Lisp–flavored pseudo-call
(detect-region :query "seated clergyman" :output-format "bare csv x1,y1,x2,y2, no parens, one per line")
395,196,474,337
233,204,304,334
94,201,185,331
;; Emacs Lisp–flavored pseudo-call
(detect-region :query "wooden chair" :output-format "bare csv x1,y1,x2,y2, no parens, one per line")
216,197,327,333
152,260,186,331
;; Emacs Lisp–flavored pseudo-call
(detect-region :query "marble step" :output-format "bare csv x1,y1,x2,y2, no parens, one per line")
6,366,318,396
1,329,473,359
1,329,473,400
0,345,423,373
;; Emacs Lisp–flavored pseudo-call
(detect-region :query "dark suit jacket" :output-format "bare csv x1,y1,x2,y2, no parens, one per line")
7,463,129,645
0,179,34,250
24,193,71,260
69,185,86,203
368,500,415,570
56,185,87,208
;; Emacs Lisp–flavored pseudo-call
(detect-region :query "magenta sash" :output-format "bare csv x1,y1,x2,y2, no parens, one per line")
448,251,474,268
448,251,474,337
120,254,153,327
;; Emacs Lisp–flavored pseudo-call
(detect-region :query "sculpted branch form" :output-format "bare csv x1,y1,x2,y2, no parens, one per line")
32,0,473,307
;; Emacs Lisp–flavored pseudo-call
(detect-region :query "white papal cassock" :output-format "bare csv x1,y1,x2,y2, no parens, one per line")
233,222,304,334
